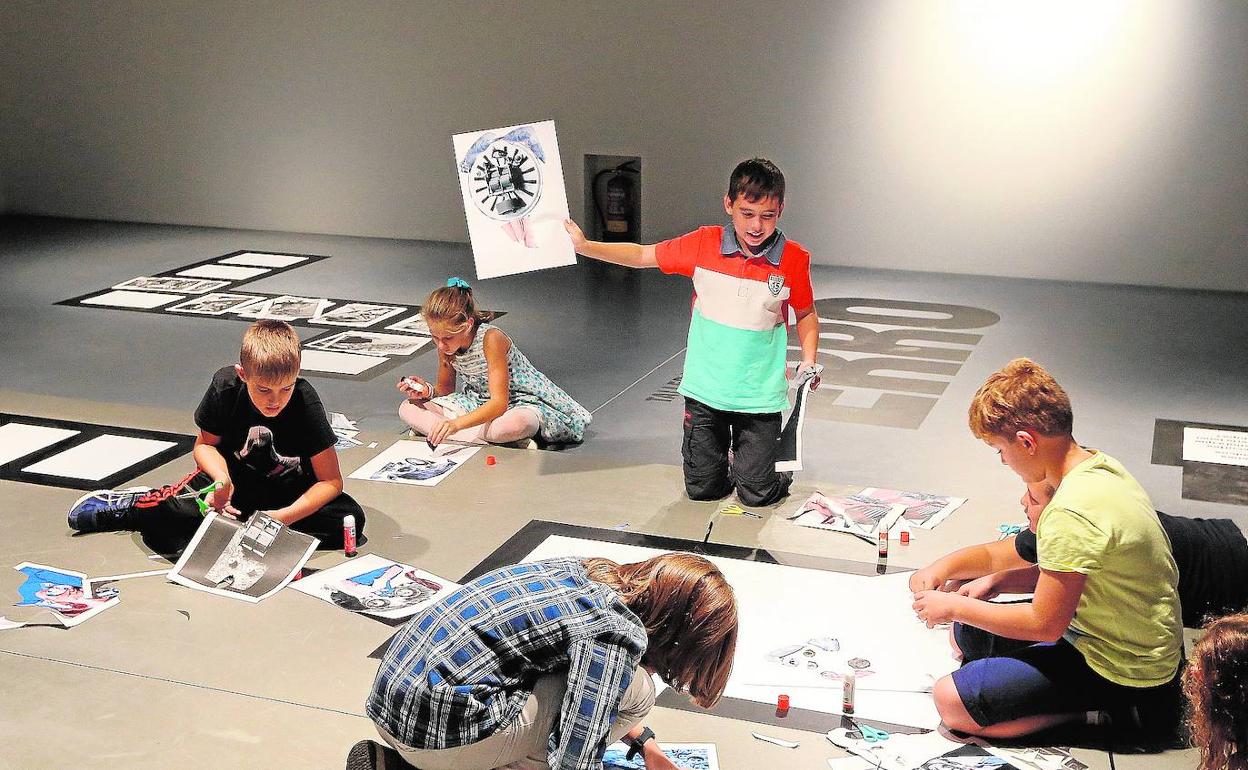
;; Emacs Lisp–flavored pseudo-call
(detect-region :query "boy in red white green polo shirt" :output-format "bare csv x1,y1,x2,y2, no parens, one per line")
565,158,821,505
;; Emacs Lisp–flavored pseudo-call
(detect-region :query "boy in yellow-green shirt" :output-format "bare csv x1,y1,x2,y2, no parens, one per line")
911,358,1183,742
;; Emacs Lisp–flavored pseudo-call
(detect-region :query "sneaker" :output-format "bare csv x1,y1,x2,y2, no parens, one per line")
67,487,150,532
344,739,406,770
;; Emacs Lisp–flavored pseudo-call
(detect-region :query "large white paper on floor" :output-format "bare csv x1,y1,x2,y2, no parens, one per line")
522,536,956,729
169,513,316,603
1183,427,1248,467
82,290,185,309
219,252,309,268
348,439,479,487
0,423,79,466
300,349,391,376
453,120,577,279
23,434,177,481
289,554,459,619
306,330,430,357
177,263,270,281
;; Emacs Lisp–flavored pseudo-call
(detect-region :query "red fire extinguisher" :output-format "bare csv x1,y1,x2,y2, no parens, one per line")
593,161,640,242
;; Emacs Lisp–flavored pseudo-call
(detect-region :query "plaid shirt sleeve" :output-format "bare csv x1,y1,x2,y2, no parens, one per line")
546,633,642,770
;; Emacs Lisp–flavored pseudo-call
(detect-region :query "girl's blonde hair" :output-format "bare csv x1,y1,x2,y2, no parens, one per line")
582,553,737,708
422,281,491,334
1186,613,1248,770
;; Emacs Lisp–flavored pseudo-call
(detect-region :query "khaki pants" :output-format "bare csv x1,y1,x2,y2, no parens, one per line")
376,666,656,770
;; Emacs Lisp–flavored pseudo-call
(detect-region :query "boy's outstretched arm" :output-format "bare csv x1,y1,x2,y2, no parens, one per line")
913,568,1084,643
909,537,1030,592
267,446,344,526
564,219,657,268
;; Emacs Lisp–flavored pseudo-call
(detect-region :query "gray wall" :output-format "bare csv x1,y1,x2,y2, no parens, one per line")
2,1,1246,290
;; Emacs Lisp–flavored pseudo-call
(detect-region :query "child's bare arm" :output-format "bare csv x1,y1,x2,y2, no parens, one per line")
192,430,237,514
564,219,657,268
913,568,1084,642
427,329,511,445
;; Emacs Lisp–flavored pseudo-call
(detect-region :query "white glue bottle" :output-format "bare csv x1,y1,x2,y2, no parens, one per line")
842,670,856,715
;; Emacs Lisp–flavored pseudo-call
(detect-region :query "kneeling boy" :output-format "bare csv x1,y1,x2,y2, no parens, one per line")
68,319,364,554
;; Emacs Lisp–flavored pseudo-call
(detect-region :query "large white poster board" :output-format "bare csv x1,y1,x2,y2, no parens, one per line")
522,536,957,729
452,120,577,279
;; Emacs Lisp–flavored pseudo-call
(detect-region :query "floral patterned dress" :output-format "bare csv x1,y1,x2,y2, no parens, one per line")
432,323,591,443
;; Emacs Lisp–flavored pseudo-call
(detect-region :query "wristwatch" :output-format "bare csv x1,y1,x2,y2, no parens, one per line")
624,726,656,761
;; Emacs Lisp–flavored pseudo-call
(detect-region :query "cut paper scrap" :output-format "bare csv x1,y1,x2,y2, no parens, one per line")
776,363,823,472
861,488,965,530
9,562,119,628
168,513,316,603
789,491,907,537
288,554,459,620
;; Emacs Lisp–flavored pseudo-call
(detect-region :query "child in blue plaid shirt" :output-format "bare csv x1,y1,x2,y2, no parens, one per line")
359,553,737,770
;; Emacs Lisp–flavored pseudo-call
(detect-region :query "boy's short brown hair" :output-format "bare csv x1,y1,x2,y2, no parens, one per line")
239,320,301,382
728,158,785,204
968,358,1073,440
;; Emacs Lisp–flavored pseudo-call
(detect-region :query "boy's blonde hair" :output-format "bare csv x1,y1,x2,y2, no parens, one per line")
239,320,301,382
968,358,1073,440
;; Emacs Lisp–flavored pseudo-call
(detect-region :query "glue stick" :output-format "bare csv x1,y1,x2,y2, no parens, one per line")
343,515,357,557
878,528,889,559
842,671,856,715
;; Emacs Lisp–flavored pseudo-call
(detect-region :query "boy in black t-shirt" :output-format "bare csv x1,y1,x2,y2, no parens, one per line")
68,320,364,555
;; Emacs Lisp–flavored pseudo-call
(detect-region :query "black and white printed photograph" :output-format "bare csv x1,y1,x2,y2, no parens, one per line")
239,295,333,321
166,293,267,316
305,330,430,357
168,513,317,603
385,312,431,336
112,276,232,294
311,302,408,328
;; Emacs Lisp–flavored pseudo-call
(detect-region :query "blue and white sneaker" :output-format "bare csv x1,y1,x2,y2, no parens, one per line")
67,487,151,533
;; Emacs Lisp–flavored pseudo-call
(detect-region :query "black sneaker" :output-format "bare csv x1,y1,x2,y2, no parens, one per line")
67,487,150,532
344,739,407,770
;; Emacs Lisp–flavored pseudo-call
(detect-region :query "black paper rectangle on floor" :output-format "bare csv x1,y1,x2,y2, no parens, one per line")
0,413,195,490
1152,418,1248,506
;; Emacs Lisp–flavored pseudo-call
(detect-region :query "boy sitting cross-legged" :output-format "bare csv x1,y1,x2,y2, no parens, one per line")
911,358,1183,744
68,319,364,555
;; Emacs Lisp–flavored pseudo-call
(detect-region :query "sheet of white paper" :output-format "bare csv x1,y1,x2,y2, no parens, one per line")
22,435,176,481
1183,427,1248,467
239,295,332,321
177,263,270,280
452,120,577,280
82,290,185,309
288,554,460,619
168,513,316,603
300,349,391,376
0,423,80,466
348,439,479,487
521,536,951,729
387,314,431,336
219,252,309,268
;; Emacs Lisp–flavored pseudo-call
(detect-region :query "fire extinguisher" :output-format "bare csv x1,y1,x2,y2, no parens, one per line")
593,160,640,242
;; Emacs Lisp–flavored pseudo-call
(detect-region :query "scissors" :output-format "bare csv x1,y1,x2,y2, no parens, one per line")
855,724,889,743
997,523,1024,540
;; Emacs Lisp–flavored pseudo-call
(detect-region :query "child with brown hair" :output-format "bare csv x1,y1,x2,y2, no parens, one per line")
911,358,1183,742
358,552,737,770
397,277,591,446
68,319,364,553
1185,613,1248,770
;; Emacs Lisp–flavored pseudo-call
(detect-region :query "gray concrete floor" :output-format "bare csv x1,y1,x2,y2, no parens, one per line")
2,214,1238,768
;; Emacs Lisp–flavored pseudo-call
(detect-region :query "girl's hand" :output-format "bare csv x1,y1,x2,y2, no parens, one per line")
427,417,461,447
397,376,432,400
